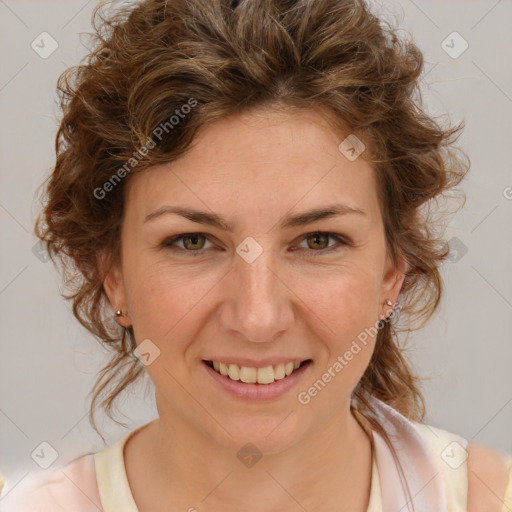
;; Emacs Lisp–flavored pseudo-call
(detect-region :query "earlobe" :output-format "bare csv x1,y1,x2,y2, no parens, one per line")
379,250,408,321
105,266,131,326
381,248,409,303
98,252,130,326
103,264,122,304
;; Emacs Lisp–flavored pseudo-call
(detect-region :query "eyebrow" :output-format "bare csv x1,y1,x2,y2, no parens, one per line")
144,203,366,231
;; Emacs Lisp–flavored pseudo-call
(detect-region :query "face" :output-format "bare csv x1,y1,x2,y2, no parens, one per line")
104,107,406,454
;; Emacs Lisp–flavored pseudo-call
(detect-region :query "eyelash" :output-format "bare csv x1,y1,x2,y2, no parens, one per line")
160,231,351,257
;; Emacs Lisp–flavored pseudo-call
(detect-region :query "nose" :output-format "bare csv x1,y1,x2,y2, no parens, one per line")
216,242,295,343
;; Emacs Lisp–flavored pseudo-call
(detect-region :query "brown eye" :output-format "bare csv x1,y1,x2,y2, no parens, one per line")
306,233,330,250
181,234,206,250
161,233,214,255
161,231,349,258
295,231,350,257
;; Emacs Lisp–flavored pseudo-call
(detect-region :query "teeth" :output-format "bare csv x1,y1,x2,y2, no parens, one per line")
228,364,239,380
274,363,285,379
239,366,257,383
208,360,306,384
219,362,229,376
257,365,274,384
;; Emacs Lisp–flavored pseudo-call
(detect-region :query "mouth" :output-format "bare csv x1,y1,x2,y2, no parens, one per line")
202,359,312,385
201,358,313,401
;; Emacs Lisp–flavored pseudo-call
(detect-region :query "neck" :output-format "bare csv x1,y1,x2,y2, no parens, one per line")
125,401,373,511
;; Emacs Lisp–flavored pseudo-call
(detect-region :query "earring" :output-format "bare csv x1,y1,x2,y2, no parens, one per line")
380,298,399,321
114,308,131,329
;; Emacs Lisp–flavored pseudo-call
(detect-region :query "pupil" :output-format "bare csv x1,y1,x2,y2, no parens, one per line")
310,233,327,249
186,235,202,249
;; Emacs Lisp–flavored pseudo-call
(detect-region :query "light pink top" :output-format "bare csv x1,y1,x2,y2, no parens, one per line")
1,399,511,511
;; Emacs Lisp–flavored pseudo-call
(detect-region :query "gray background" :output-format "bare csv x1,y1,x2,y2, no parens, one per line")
1,0,511,496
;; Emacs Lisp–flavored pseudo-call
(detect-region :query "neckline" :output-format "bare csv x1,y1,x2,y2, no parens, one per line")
95,422,381,512
94,423,146,511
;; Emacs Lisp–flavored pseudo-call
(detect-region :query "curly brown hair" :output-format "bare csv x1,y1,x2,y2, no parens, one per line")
34,0,469,442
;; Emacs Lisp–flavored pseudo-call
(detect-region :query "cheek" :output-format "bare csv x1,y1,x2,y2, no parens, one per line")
300,264,382,340
296,270,382,403
124,260,223,345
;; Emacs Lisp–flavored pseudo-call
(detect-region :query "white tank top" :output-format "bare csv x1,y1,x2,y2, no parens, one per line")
1,400,511,511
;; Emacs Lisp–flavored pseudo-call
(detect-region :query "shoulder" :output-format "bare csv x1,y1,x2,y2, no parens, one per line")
412,422,512,512
0,454,101,512
466,442,512,512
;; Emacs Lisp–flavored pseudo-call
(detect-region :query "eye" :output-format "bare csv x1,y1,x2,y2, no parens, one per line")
294,231,350,256
161,233,214,256
160,231,350,257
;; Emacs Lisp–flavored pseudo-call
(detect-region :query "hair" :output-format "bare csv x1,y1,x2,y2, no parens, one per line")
34,0,469,444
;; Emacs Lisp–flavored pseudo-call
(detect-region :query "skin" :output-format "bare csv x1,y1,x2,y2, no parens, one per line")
466,444,511,512
102,105,412,511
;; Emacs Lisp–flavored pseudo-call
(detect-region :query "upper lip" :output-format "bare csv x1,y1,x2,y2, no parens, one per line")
202,357,311,368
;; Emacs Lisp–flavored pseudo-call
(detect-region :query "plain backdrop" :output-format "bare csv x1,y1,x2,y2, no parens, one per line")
1,0,511,494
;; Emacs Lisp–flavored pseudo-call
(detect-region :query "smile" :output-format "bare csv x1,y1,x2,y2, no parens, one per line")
203,359,311,385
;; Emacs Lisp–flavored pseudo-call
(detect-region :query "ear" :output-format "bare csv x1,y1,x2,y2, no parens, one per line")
380,246,408,308
97,250,131,327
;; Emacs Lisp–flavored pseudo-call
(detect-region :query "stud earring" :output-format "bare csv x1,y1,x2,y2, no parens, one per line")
380,298,399,321
114,308,131,329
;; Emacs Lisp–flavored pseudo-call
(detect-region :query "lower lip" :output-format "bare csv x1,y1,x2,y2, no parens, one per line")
202,360,312,401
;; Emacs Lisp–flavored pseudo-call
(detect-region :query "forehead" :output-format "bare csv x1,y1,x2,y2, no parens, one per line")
125,107,381,227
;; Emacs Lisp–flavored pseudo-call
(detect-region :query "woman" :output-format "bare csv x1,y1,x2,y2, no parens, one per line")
2,0,510,510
